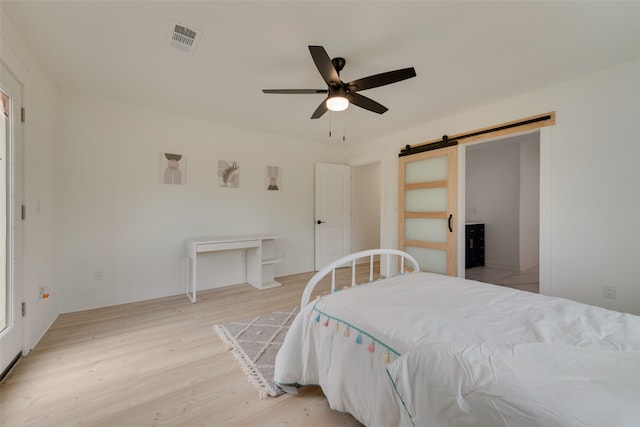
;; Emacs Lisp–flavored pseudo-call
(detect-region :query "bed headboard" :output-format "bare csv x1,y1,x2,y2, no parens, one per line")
301,249,420,308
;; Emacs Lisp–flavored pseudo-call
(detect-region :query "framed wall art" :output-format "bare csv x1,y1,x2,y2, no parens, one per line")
218,160,240,188
265,165,281,191
160,152,186,185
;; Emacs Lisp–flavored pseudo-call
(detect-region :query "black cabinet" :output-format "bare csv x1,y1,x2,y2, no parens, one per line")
465,223,485,269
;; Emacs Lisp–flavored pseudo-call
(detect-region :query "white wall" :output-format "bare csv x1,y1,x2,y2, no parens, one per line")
348,148,399,254
2,2,346,320
347,59,640,315
56,93,345,312
352,162,380,252
1,11,59,351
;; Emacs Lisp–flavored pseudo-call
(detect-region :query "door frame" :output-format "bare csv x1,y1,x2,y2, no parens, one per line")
0,63,24,378
457,130,541,274
456,126,553,298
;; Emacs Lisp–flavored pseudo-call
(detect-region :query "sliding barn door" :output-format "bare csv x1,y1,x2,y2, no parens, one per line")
399,146,457,276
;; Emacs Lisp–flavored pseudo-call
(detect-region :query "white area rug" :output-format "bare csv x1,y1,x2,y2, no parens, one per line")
214,307,299,399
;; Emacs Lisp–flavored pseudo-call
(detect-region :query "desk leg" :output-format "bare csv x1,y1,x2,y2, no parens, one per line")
246,246,261,289
186,252,196,303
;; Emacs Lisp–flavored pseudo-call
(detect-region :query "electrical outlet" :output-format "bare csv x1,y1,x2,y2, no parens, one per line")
603,285,616,299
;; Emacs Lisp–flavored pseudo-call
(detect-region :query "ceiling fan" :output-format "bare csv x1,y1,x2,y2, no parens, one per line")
262,45,417,119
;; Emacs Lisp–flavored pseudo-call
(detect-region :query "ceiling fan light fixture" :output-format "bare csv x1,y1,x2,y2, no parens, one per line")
326,96,349,112
262,45,416,119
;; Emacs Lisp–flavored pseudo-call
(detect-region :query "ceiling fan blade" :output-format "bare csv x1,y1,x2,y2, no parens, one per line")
347,67,416,92
262,89,328,94
347,92,388,114
309,45,340,85
311,99,329,119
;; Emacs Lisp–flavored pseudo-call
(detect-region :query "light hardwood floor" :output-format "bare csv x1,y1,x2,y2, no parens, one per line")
0,269,366,427
465,265,539,294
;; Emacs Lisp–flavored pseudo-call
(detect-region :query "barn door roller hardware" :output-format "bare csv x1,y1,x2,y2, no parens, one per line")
399,113,554,157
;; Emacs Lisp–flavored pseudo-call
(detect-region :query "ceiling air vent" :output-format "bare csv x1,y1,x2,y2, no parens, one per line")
168,20,201,53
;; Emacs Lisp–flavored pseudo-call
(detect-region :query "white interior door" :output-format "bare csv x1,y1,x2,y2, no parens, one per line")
315,163,351,270
1,65,23,376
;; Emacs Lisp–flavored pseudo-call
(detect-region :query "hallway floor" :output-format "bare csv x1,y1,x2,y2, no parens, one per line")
465,265,539,294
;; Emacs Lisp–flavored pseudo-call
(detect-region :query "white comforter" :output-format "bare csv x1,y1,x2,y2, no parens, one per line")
274,272,640,426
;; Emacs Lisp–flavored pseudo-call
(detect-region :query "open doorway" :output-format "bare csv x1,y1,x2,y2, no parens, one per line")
464,132,540,293
352,162,381,252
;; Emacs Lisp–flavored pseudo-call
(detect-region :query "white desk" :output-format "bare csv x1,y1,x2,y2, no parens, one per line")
185,234,281,303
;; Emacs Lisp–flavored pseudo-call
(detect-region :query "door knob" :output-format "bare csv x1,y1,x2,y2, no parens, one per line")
316,220,326,225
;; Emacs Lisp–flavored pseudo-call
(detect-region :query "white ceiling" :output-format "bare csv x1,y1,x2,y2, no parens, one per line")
3,1,640,145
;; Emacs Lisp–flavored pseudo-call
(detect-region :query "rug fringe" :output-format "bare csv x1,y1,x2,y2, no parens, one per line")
213,324,282,399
